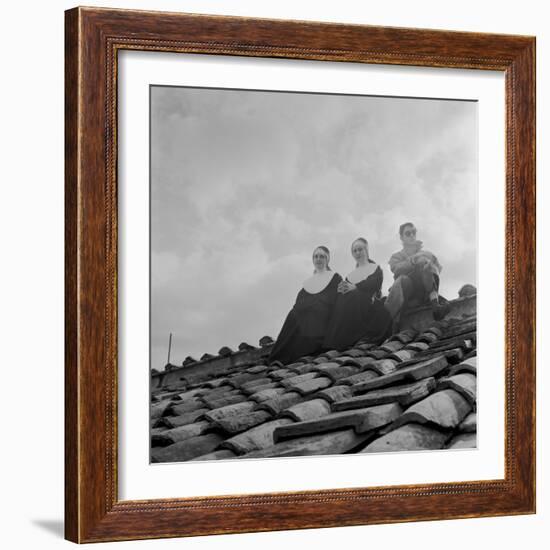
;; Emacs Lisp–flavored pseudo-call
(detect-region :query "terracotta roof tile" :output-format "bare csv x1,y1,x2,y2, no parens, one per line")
203,401,256,423
392,388,472,430
190,449,237,461
361,423,450,453
446,433,477,449
288,376,332,395
274,403,402,442
213,409,272,435
313,363,359,382
221,418,294,455
458,412,477,433
436,373,477,409
151,433,224,463
313,385,353,404
291,363,320,375
339,370,379,386
351,355,449,393
256,391,303,415
335,378,436,410
248,387,286,403
280,372,319,389
242,381,280,396
155,409,209,428
241,428,371,459
280,399,331,422
202,392,247,410
152,420,210,446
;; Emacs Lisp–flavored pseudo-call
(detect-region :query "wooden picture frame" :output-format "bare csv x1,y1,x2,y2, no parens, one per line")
65,6,536,543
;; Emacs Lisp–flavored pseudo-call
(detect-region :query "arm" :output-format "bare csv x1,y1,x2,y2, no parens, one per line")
356,266,383,295
389,251,414,278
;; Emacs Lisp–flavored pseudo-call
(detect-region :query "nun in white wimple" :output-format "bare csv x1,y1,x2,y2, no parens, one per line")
324,238,391,351
269,246,342,365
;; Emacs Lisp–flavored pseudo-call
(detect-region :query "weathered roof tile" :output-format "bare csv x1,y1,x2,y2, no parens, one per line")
337,378,436,409
256,391,303,415
274,403,402,442
313,364,359,382
458,412,477,433
446,433,477,449
202,392,247,410
152,420,210,446
437,373,476,408
280,398,331,422
249,387,286,403
241,428,371,459
361,423,449,453
350,355,448,394
287,376,332,395
392,388,471,429
280,372,318,389
167,399,206,416
151,433,224,463
155,408,209,428
339,370,379,386
221,418,294,455
313,385,353,404
190,449,237,461
204,401,256,423
213,409,272,435
241,381,280,396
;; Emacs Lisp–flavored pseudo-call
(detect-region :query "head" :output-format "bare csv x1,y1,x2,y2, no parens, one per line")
312,246,331,272
351,238,370,266
399,222,417,246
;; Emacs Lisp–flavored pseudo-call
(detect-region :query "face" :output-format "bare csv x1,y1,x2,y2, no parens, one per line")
401,224,417,245
312,248,329,271
351,240,368,263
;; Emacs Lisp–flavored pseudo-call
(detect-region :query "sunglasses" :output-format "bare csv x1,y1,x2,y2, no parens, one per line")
403,229,417,237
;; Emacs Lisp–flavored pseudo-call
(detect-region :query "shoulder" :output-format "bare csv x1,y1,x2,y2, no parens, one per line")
370,264,382,277
389,250,405,261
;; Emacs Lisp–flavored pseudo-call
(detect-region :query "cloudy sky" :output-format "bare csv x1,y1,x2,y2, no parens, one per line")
150,86,477,370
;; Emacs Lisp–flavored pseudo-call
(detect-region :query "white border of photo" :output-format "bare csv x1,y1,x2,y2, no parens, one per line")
118,51,505,500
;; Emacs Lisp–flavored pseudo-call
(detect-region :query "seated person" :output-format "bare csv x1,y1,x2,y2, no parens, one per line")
323,238,392,351
385,222,450,327
269,246,342,365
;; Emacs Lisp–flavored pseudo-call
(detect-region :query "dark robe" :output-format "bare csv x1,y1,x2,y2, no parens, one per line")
269,272,342,365
323,264,392,351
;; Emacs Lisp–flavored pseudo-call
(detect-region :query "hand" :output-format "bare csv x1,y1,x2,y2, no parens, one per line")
339,281,356,294
413,254,428,266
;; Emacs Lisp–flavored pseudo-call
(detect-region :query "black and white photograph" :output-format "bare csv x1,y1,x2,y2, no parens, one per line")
149,85,478,463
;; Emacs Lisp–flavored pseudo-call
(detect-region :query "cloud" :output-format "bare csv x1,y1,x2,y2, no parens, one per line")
150,87,477,369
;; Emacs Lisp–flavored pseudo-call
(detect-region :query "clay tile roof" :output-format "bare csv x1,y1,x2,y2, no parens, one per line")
151,294,477,462
259,335,274,347
218,346,234,357
238,342,256,351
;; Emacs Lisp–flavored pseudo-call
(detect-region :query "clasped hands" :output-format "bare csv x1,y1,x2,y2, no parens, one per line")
337,280,357,294
410,254,433,271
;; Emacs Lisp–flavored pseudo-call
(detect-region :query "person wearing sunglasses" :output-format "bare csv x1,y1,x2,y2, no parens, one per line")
323,238,392,351
269,246,342,365
385,222,450,328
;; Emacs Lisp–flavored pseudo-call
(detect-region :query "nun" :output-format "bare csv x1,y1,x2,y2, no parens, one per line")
269,246,342,365
323,238,391,351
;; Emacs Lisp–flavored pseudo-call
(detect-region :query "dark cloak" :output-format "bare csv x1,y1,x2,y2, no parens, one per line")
323,264,392,351
269,272,342,365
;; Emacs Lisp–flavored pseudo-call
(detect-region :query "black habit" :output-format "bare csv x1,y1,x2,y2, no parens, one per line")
269,272,342,365
323,263,392,351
